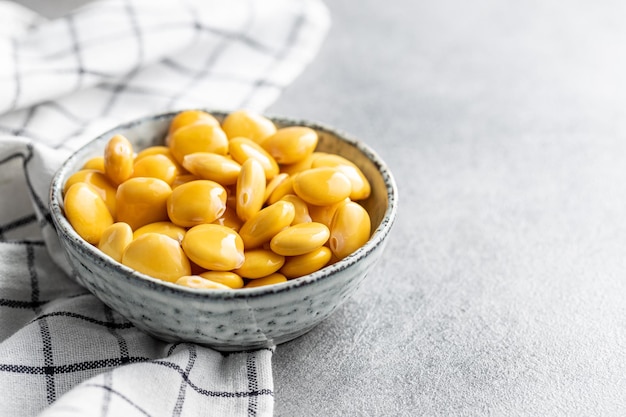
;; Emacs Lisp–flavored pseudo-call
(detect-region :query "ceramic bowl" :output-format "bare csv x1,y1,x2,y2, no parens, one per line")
49,110,398,351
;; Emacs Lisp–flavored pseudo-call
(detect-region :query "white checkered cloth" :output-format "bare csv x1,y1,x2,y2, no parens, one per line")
0,0,329,415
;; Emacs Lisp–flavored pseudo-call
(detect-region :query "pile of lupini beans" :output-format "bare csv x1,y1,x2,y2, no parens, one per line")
63,110,372,289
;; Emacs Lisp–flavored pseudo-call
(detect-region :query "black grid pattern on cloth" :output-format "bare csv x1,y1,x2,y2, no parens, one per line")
0,0,328,415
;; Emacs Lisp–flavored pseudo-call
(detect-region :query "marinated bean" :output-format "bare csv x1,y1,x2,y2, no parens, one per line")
329,201,371,259
221,109,276,142
168,110,219,136
233,249,285,279
182,152,241,185
238,201,295,249
279,194,312,224
169,122,229,164
122,233,191,282
64,182,114,244
98,222,133,262
263,172,289,203
133,221,186,243
236,159,266,222
229,137,279,179
311,154,371,200
116,177,172,230
104,134,134,185
63,169,117,217
167,180,227,227
81,155,105,171
266,175,294,205
280,247,332,278
270,222,329,256
131,154,180,185
197,271,244,289
293,167,352,206
260,126,318,164
182,224,245,271
308,198,349,228
244,273,288,288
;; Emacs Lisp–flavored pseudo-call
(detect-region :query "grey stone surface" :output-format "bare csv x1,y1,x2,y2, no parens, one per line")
18,0,626,415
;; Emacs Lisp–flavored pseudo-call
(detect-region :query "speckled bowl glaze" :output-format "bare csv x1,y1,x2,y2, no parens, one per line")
49,111,398,351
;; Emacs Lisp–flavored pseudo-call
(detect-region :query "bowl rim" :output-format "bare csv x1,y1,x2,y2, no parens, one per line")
49,109,398,300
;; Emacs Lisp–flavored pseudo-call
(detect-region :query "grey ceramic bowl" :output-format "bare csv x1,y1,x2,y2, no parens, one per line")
49,110,398,351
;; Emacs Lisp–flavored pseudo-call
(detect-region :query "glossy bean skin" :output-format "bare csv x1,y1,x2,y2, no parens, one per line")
280,246,332,278
238,201,295,249
98,222,133,262
279,194,312,224
329,201,371,259
122,233,191,282
212,205,243,231
182,152,241,185
270,222,329,256
244,272,287,288
131,154,180,185
236,158,266,222
293,167,352,206
182,224,245,271
311,154,371,200
279,152,327,176
233,249,285,279
263,173,289,203
64,183,114,244
133,221,186,243
63,169,117,217
221,109,276,143
175,275,231,290
116,177,172,230
167,180,227,227
308,198,349,228
104,134,134,185
81,156,105,171
197,271,244,289
228,137,279,179
260,126,318,165
169,122,229,164
168,110,219,135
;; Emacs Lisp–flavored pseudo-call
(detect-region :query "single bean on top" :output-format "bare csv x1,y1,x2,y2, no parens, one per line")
63,109,372,289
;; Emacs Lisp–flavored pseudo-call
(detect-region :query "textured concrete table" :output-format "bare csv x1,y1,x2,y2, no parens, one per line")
18,0,626,415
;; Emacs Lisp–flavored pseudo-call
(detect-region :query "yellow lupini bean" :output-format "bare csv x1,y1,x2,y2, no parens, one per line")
229,137,279,179
261,126,318,164
238,200,295,249
63,169,117,217
329,201,371,260
221,109,276,142
279,152,327,176
64,183,114,244
131,154,180,185
122,233,191,282
167,180,227,227
270,222,329,256
135,146,170,161
182,224,245,271
244,273,288,288
169,122,229,164
175,275,231,290
293,167,352,206
98,222,133,262
182,152,241,185
267,175,294,205
116,177,172,230
233,249,285,279
280,247,332,278
104,134,134,185
133,221,186,243
311,154,371,200
197,271,244,289
81,155,105,171
263,173,289,203
280,194,312,224
212,205,243,231
171,174,200,188
236,159,266,222
308,198,349,228
168,110,219,135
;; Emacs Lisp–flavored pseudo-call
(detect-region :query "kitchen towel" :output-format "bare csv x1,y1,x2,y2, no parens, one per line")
0,0,329,415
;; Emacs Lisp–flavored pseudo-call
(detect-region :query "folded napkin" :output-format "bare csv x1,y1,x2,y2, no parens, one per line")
0,1,329,415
